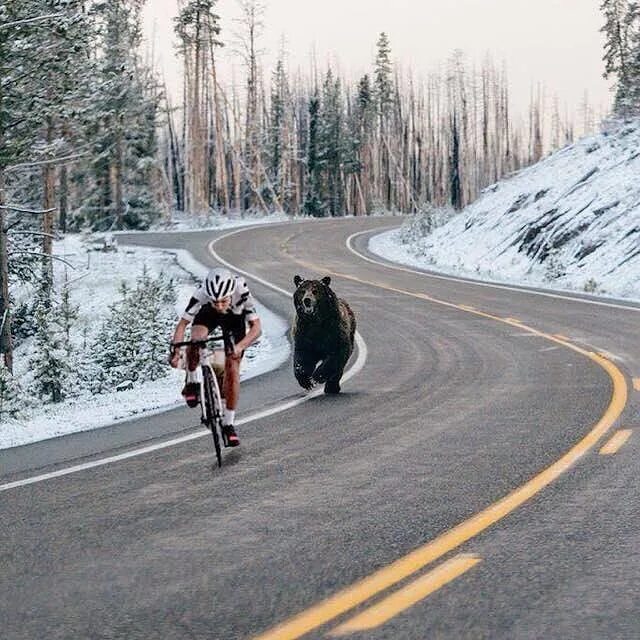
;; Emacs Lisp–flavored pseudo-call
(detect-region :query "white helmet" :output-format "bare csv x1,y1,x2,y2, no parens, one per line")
205,268,236,301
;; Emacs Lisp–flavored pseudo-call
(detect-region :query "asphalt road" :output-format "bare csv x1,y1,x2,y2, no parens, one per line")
1,217,639,640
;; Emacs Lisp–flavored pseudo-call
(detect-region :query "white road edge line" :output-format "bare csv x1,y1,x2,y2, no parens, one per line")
346,229,640,313
1,227,368,493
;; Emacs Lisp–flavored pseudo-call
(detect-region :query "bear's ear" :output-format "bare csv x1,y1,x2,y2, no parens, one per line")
321,276,331,287
294,275,303,288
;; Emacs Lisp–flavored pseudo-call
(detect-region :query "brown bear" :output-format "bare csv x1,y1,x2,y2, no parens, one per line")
292,275,356,394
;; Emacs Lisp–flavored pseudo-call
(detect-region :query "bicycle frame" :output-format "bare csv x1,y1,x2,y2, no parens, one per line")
172,332,235,467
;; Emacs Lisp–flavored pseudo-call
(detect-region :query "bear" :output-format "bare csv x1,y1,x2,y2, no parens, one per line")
292,275,356,394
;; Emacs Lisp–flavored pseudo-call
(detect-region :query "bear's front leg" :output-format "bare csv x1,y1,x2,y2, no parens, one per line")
294,349,316,390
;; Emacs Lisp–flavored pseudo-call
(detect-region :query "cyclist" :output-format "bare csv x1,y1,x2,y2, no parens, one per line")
170,267,262,447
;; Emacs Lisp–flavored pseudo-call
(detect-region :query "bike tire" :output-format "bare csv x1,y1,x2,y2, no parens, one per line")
202,366,223,468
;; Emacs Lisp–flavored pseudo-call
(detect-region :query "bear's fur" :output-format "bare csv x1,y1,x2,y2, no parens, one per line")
292,275,356,394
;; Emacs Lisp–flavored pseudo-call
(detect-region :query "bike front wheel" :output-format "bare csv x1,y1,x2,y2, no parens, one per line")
202,366,223,467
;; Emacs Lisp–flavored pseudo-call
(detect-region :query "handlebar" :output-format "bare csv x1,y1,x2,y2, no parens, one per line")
171,332,236,355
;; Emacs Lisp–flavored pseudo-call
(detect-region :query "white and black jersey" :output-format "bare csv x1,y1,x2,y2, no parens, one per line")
182,276,258,323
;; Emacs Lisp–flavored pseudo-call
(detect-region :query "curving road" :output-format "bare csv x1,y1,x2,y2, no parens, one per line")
1,218,639,640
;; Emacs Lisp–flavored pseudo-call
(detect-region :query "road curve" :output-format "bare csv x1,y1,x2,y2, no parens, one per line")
1,217,639,640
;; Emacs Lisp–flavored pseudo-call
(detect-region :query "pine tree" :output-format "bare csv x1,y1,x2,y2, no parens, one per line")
91,282,132,390
0,360,22,420
319,69,347,216
623,2,640,112
267,56,291,208
76,0,162,231
304,93,323,216
89,271,176,392
28,290,72,403
449,112,462,209
600,0,636,115
0,1,92,368
374,32,393,121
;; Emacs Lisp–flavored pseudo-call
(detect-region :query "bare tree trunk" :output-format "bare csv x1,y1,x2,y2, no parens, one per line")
0,169,13,372
114,131,124,228
42,117,55,282
210,42,229,213
59,164,68,234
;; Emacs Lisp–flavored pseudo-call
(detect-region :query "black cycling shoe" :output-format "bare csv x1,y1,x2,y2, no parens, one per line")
222,424,240,447
182,382,200,408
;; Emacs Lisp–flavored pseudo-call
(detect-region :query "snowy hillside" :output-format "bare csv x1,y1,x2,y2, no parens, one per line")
371,122,640,301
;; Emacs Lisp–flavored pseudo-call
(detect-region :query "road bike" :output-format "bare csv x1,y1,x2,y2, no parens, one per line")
172,330,235,467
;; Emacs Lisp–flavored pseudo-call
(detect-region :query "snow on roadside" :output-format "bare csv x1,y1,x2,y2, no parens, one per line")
147,210,291,233
2,223,290,450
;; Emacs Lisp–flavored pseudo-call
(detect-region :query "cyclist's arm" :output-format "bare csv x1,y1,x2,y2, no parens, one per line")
172,317,191,344
169,318,191,367
234,317,262,357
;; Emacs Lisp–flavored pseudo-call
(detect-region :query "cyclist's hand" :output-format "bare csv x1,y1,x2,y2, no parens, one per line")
169,346,181,369
229,344,243,361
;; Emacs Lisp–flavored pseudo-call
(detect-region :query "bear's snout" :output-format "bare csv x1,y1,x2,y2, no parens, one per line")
303,297,313,309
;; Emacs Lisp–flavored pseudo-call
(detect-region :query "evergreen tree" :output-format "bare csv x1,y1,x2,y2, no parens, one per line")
267,56,291,208
304,93,323,216
89,271,176,391
449,112,462,209
0,361,22,420
130,267,176,382
0,1,92,367
374,32,393,121
28,290,72,403
91,282,133,391
319,69,345,216
600,0,636,115
623,2,640,112
75,0,162,231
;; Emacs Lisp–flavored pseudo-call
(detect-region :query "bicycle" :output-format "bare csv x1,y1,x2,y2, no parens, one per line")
171,329,235,467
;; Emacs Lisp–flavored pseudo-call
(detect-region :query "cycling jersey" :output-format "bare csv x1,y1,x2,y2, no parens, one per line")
182,276,258,323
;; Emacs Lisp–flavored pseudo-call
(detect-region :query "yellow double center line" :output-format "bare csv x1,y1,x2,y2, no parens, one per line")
252,245,628,640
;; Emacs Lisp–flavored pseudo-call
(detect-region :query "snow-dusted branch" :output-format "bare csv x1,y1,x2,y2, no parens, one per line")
0,205,56,215
0,13,65,29
8,251,76,269
9,231,60,240
6,153,87,172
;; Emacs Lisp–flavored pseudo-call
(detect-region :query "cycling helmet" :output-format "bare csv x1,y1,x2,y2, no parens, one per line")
204,268,236,301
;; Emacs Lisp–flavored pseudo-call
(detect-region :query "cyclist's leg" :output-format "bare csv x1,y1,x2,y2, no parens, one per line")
181,322,208,406
223,315,248,410
219,317,246,446
182,309,212,406
187,324,209,369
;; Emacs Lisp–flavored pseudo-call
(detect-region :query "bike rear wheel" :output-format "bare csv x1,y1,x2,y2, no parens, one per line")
202,366,223,467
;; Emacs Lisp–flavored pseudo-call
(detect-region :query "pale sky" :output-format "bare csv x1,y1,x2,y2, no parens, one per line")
143,0,612,122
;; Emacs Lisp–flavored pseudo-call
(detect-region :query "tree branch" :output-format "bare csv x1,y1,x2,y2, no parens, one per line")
6,153,87,172
0,205,56,214
9,230,60,240
0,13,65,29
8,251,76,269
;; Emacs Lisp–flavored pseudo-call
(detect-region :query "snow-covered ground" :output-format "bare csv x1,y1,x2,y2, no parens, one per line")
149,210,291,233
370,121,640,302
2,215,291,450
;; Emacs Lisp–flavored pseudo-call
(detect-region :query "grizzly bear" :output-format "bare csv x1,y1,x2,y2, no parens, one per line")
292,275,356,394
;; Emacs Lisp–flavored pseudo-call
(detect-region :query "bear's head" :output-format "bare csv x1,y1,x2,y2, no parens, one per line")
293,275,336,318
